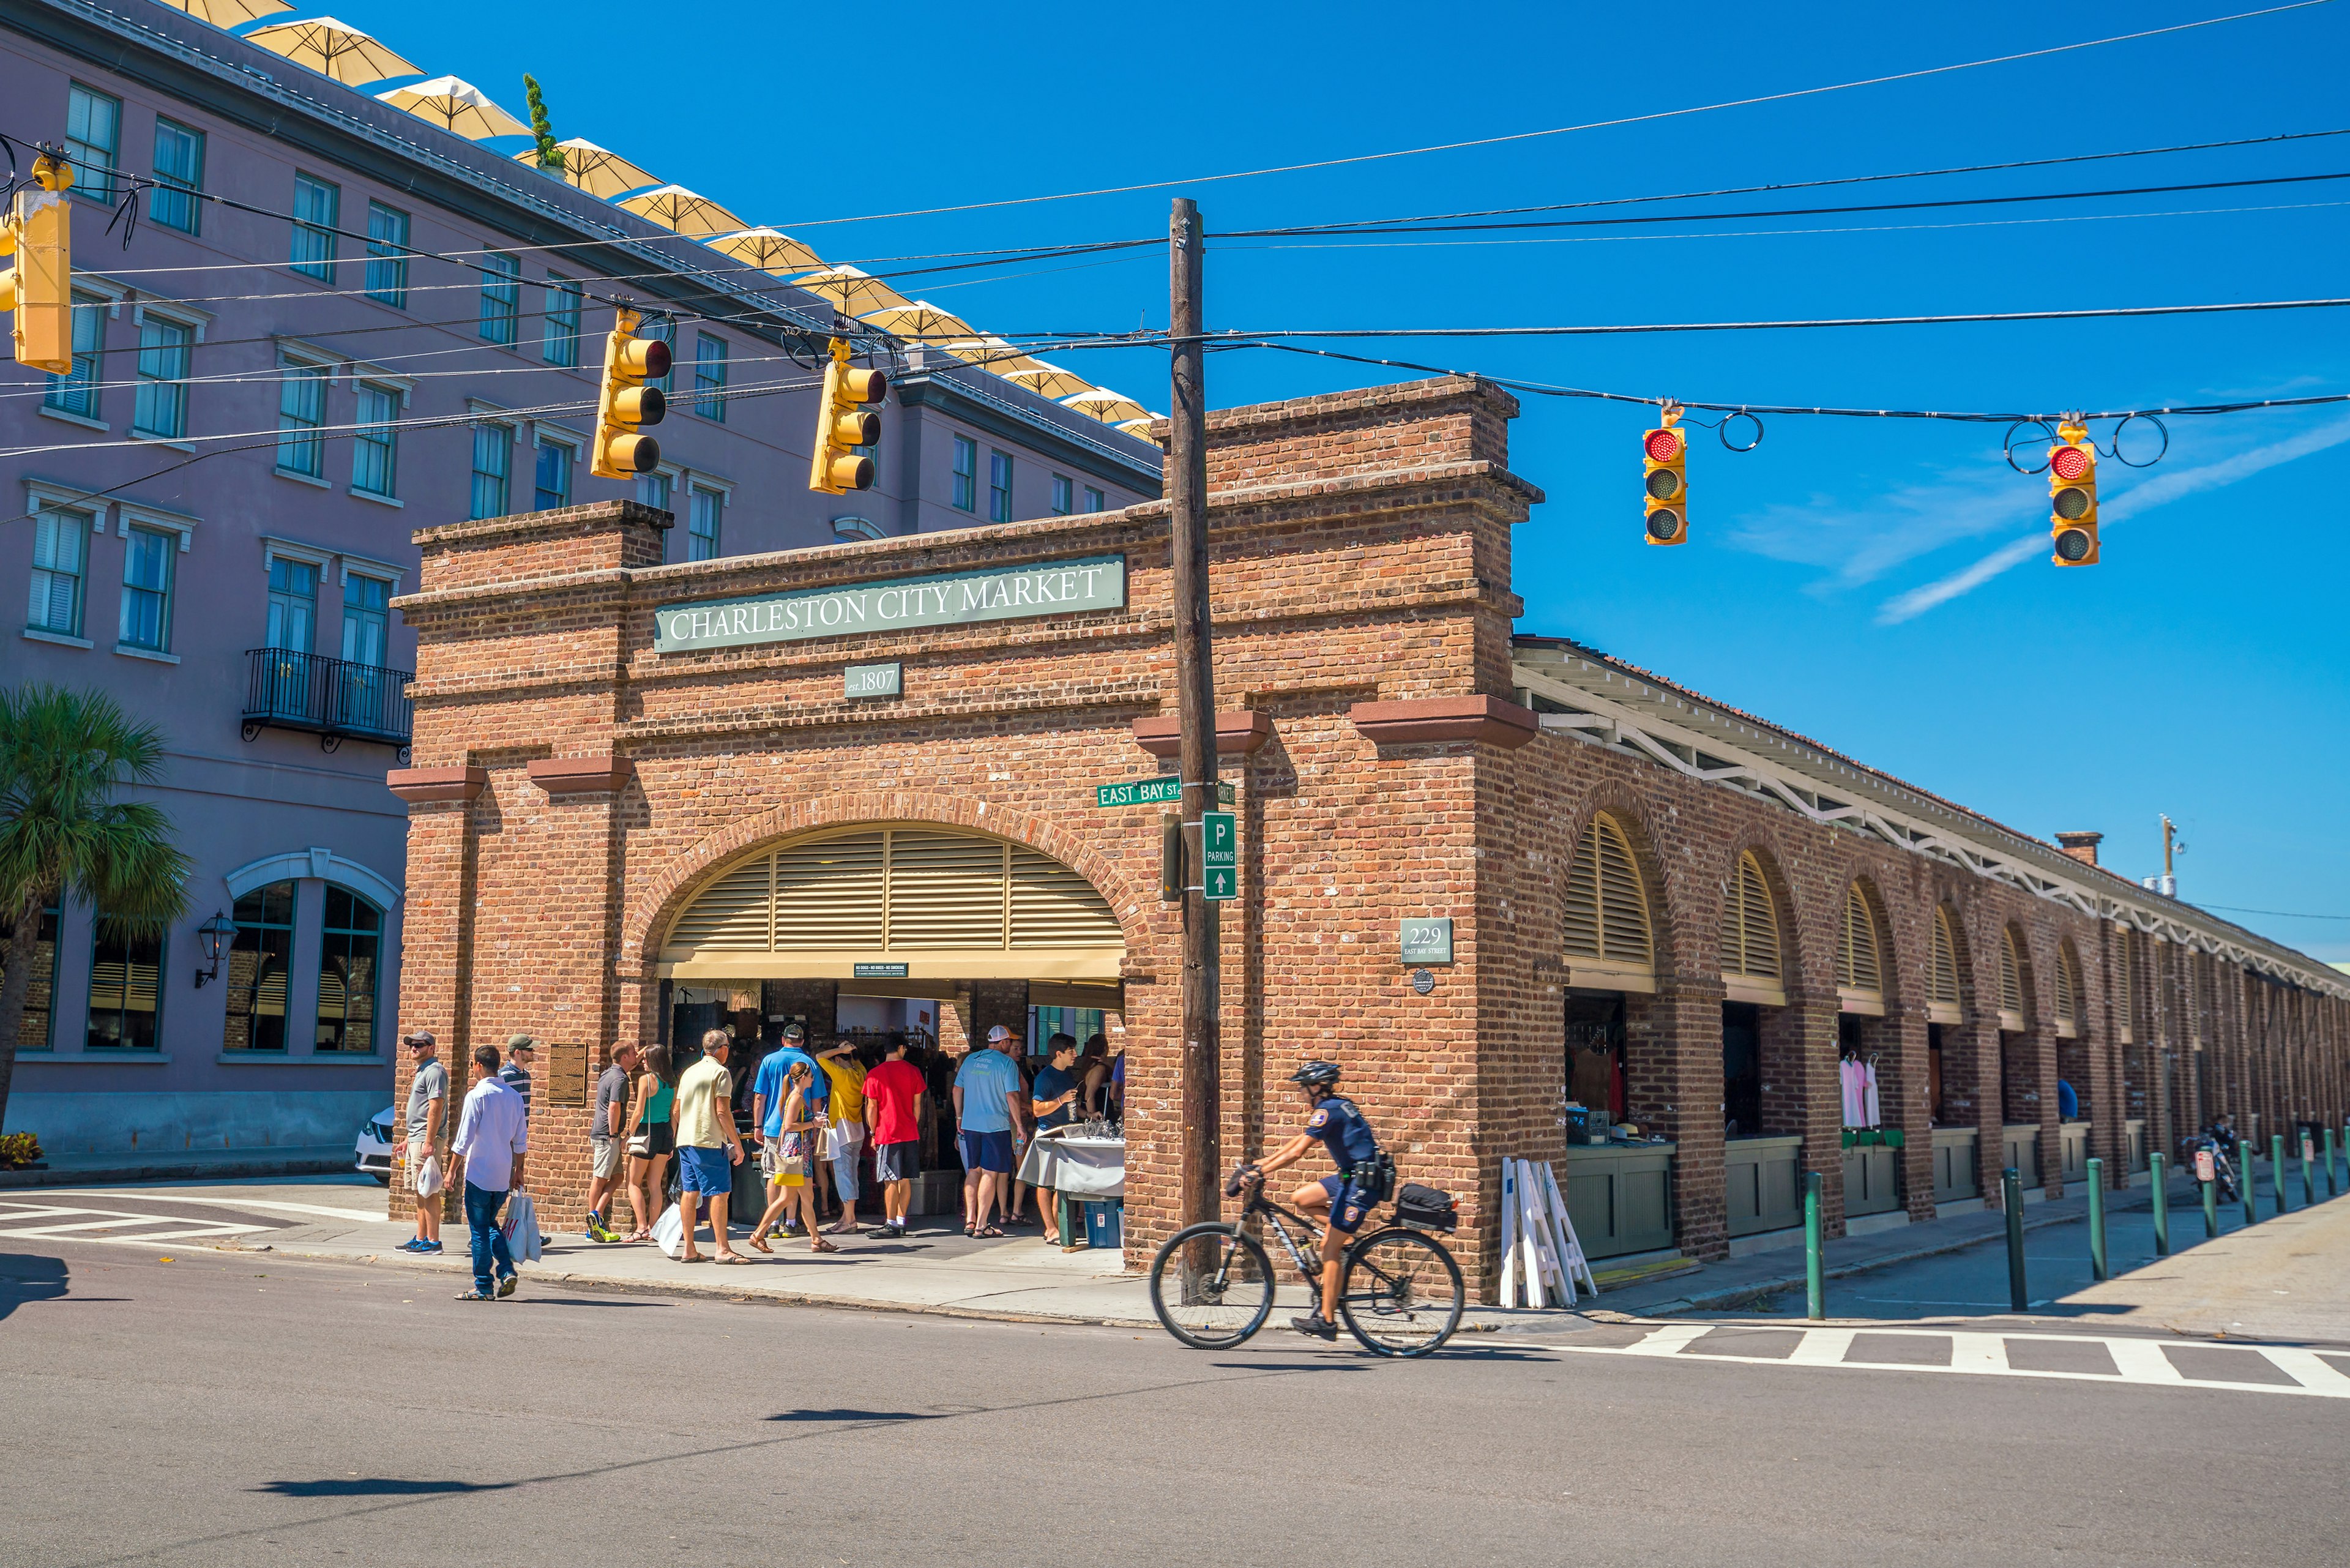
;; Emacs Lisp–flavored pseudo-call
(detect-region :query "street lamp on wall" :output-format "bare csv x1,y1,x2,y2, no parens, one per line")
193,911,234,988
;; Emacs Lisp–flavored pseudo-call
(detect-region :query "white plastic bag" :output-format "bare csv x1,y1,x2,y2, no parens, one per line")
500,1192,543,1263
413,1154,443,1199
652,1201,684,1260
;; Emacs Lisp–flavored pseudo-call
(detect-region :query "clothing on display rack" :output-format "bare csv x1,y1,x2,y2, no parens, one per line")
1840,1055,1882,1129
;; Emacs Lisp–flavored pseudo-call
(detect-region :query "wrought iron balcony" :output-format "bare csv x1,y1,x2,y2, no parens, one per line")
241,647,414,760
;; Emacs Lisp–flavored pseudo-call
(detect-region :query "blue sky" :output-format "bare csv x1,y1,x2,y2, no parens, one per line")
319,0,2349,959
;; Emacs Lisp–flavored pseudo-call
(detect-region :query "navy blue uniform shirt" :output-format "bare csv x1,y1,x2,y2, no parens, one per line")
1302,1094,1379,1171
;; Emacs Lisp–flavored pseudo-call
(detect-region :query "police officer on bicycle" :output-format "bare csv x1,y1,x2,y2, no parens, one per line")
1239,1061,1388,1340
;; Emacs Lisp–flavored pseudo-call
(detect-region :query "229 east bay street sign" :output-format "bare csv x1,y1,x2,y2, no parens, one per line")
654,554,1128,652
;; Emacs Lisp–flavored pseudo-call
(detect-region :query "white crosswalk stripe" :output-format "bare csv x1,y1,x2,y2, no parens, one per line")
0,1199,280,1247
1537,1324,2350,1399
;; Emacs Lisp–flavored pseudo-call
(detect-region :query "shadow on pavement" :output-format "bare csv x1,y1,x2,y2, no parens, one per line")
0,1253,69,1321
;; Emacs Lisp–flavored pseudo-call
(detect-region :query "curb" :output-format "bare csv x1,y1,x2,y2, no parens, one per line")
0,1154,349,1189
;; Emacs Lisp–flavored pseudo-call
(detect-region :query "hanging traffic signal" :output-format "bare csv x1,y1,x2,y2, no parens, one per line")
2048,418,2099,566
809,336,887,495
590,305,670,480
1,147,75,374
1642,406,1688,545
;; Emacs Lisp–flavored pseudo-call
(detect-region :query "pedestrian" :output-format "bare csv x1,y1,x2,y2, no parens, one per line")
817,1039,869,1234
1079,1032,1114,1118
862,1037,925,1240
585,1042,639,1243
399,1029,447,1255
499,1035,536,1116
622,1042,677,1242
749,1059,837,1254
1010,1032,1076,1228
750,1023,826,1234
953,1025,1026,1239
673,1028,747,1264
449,1043,528,1301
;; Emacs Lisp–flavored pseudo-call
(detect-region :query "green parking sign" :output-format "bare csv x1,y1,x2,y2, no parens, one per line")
1201,810,1237,902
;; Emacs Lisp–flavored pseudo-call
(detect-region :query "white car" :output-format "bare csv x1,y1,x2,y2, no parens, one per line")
356,1107,397,1185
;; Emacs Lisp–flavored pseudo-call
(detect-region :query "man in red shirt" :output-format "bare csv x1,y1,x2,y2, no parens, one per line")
862,1038,927,1240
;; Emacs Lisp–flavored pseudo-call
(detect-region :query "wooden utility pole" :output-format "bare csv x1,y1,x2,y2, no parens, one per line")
1168,196,1219,1229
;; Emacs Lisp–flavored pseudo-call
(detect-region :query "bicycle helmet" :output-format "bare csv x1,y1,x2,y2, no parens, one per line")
1288,1060,1341,1089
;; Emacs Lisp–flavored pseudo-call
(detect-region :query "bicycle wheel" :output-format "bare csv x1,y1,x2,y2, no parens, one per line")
1149,1223,1275,1350
1337,1228,1464,1357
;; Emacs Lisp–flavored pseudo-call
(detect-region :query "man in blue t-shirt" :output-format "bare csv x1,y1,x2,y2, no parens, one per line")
953,1026,1028,1237
1029,1035,1081,1132
752,1024,827,1233
1240,1061,1384,1340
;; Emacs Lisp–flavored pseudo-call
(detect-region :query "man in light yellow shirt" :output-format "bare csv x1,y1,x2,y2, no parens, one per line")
817,1041,868,1234
673,1029,745,1264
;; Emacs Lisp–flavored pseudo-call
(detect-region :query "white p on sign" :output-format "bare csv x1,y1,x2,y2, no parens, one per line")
2195,1149,2216,1183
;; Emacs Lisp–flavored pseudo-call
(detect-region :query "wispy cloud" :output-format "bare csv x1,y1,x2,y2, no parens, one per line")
1874,415,2350,624
1726,464,2034,589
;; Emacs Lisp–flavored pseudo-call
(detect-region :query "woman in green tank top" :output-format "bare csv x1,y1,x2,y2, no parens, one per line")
623,1043,679,1241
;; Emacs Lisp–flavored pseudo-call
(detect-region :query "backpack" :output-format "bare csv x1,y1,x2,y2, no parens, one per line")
1393,1182,1458,1233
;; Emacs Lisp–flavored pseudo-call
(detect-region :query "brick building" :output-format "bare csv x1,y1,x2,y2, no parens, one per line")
388,376,2349,1294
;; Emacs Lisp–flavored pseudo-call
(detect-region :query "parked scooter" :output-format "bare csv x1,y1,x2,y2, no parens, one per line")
2184,1129,2240,1203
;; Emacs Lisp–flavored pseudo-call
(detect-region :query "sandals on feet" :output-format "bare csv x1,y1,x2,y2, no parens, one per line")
810,1238,841,1253
977,1225,1005,1239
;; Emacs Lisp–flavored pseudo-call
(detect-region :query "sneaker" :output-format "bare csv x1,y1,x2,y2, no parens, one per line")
455,1290,496,1302
418,1241,443,1254
399,1238,425,1252
495,1272,518,1299
586,1216,619,1244
1289,1313,1339,1341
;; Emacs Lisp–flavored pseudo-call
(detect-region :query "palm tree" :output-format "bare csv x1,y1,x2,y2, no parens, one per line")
0,685,190,1132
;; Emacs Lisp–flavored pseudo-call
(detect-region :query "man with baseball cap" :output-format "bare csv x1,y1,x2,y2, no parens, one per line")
952,1025,1027,1238
400,1030,447,1254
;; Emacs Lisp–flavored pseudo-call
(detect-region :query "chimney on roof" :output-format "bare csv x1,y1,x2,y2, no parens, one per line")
2056,831,2103,867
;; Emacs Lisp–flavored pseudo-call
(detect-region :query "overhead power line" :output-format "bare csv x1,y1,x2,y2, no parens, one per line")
778,2,2337,227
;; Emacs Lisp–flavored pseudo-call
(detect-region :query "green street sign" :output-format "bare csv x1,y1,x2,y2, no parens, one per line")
1202,810,1237,902
1096,777,1234,808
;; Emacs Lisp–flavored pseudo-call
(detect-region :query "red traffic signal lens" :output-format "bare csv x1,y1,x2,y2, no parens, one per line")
2053,526,2095,562
1645,468,1683,501
1646,507,1685,542
1644,427,1684,461
2053,485,2092,521
2050,444,2092,481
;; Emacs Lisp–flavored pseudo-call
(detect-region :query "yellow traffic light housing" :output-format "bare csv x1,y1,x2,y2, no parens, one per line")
808,336,887,495
1,149,76,375
2048,418,2099,567
591,305,670,480
1642,405,1688,545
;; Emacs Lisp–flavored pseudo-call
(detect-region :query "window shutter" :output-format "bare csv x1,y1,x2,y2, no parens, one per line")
884,831,1008,949
2056,949,2076,1028
1010,846,1120,949
1562,823,1602,960
668,853,775,953
775,833,884,948
1596,819,1652,966
2116,935,2133,1035
1931,910,1960,1009
1839,884,1881,993
1721,852,1780,981
2001,929,2025,1021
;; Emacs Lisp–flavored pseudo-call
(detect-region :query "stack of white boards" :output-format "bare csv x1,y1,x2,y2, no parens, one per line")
1497,1157,1597,1309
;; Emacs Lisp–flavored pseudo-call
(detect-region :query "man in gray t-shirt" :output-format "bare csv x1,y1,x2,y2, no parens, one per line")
401,1031,448,1253
586,1043,639,1242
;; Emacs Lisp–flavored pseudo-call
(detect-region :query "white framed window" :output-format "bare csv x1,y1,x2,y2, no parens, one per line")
1083,485,1105,513
149,117,204,234
27,501,94,638
351,381,400,499
479,252,520,345
45,289,108,422
290,173,339,282
471,422,513,519
132,315,193,441
988,449,1013,523
266,553,320,652
543,275,582,367
275,356,330,479
365,201,409,308
687,484,723,560
66,84,119,204
951,435,977,511
1051,474,1073,515
341,572,391,666
118,526,176,652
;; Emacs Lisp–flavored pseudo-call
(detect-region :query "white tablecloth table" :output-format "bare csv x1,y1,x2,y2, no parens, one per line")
1016,1130,1125,1199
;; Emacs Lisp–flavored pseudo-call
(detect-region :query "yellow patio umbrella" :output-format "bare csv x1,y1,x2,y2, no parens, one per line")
707,228,825,276
244,16,420,85
153,0,293,25
1115,417,1163,442
1001,360,1093,400
941,335,1029,371
1062,387,1151,425
617,184,745,240
516,138,660,200
859,301,975,345
794,265,910,319
376,76,528,140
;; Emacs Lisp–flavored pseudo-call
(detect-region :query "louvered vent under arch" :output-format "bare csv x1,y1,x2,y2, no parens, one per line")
1999,927,2027,1032
1837,883,1884,1015
1928,908,1963,1025
1562,813,1655,990
2054,944,2080,1040
1720,851,1784,1004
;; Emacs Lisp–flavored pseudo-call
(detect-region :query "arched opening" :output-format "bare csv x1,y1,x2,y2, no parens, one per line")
1927,905,1981,1208
1836,881,1901,1223
1719,850,1803,1244
2053,939,2092,1182
1997,924,2042,1185
1559,813,1672,1260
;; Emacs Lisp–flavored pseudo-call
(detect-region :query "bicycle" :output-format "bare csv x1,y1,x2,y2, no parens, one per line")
1147,1165,1464,1356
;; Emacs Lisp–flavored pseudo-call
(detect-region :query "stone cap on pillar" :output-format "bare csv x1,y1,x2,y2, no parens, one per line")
528,754,633,795
386,765,488,804
1349,695,1538,749
1132,711,1274,758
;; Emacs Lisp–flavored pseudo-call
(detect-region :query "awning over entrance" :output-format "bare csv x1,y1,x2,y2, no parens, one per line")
658,825,1125,983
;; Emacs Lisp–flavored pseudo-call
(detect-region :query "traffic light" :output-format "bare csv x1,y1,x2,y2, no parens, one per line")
808,335,887,495
2048,418,2099,567
1642,408,1688,546
1,148,75,374
590,305,669,480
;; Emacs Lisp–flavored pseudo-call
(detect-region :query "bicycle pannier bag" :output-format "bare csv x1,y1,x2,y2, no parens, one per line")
1393,1182,1457,1232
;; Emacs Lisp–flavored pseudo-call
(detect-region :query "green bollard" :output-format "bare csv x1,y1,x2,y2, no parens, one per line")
2272,1133,2289,1215
2303,1135,2316,1208
2086,1157,2108,1282
1804,1171,1824,1322
2202,1174,2220,1238
2239,1138,2258,1225
2003,1167,2029,1312
2149,1152,2171,1256
2328,1128,2340,1198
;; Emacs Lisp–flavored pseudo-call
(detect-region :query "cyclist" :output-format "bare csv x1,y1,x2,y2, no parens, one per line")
1239,1060,1386,1340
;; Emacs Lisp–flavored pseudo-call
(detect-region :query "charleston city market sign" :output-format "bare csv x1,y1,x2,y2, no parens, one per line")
654,554,1127,654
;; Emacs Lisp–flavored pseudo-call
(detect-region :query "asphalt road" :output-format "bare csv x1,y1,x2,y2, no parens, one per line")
6,1240,2346,1567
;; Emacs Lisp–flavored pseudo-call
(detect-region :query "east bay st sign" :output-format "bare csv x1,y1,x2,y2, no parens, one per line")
654,554,1127,654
